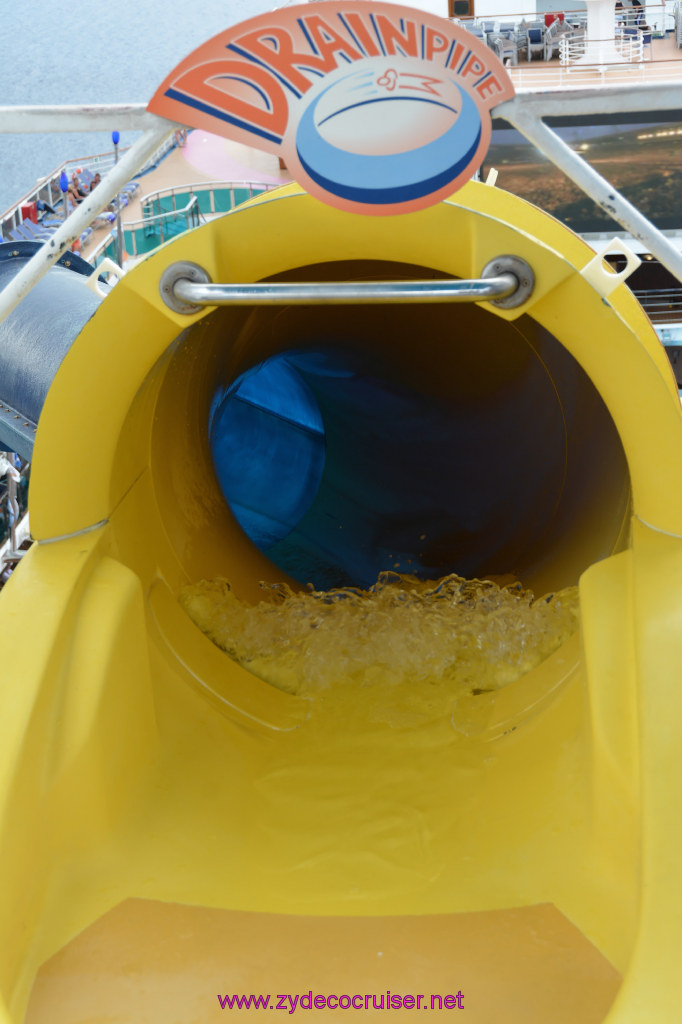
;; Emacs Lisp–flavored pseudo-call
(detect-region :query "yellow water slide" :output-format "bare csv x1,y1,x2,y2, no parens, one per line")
2,181,682,1022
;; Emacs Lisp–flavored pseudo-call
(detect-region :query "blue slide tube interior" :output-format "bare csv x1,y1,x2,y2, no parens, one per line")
206,273,627,592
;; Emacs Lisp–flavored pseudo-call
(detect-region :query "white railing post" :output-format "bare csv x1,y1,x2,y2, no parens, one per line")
0,120,174,324
496,91,682,284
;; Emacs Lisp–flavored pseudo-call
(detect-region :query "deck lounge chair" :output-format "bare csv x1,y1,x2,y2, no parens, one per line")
40,204,95,244
11,221,52,242
44,201,114,231
8,226,34,243
490,31,519,64
20,220,55,242
526,27,545,60
9,222,61,246
544,17,582,59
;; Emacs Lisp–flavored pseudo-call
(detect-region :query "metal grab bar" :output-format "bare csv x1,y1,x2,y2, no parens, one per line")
160,256,535,315
174,276,517,306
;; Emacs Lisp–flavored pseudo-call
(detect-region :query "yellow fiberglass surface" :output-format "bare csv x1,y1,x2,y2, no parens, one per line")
2,180,682,1023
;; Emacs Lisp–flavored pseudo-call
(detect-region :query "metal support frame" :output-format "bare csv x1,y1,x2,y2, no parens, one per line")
0,103,156,134
495,82,682,285
0,82,682,325
112,134,125,267
0,454,21,568
0,111,177,325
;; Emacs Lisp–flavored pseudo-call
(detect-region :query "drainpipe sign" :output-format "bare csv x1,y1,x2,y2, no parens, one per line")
147,2,514,216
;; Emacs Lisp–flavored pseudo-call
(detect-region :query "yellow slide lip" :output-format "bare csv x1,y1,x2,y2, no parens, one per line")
148,577,312,732
3,181,682,1023
29,181,682,545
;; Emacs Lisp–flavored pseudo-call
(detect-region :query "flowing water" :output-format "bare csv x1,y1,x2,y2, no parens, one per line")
180,573,580,709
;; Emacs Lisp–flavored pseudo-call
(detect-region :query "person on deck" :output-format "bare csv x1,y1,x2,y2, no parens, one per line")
71,173,87,198
67,183,84,206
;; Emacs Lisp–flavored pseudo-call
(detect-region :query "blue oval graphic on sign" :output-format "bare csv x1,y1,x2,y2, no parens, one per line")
296,68,481,206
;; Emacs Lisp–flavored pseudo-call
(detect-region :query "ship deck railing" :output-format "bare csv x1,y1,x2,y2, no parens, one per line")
126,193,203,257
457,1,675,40
632,288,682,322
139,179,281,220
86,181,282,263
510,52,682,86
88,231,116,269
0,135,175,244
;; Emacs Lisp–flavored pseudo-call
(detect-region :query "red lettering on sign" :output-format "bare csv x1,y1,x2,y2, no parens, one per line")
460,53,487,78
342,12,382,56
374,14,419,57
233,24,358,95
398,72,443,96
475,74,505,101
424,27,450,61
172,59,289,138
231,28,324,94
446,40,466,69
300,14,364,66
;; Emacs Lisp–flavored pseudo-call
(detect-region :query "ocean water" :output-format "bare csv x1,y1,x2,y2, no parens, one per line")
0,0,282,214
